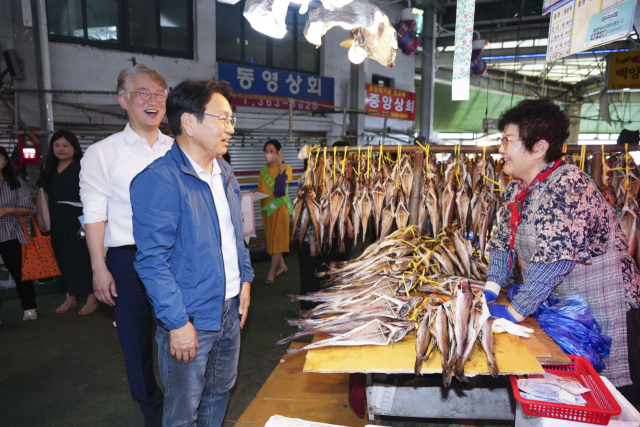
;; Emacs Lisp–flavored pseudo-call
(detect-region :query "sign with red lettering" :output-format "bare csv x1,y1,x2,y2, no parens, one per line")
365,84,417,121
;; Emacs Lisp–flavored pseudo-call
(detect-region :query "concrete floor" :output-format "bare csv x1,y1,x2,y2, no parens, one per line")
0,255,306,427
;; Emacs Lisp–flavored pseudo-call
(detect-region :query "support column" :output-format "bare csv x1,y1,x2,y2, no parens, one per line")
565,103,581,144
420,6,436,143
348,62,366,145
32,0,54,155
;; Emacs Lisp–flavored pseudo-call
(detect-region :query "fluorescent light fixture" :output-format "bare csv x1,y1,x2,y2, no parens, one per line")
243,0,290,39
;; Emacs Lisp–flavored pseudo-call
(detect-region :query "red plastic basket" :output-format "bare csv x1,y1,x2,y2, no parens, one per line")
510,355,621,425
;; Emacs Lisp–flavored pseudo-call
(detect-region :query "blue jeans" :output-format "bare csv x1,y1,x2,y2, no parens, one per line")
157,297,240,427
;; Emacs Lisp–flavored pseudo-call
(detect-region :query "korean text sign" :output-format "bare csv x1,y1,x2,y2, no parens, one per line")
218,62,335,111
365,84,417,121
608,52,640,90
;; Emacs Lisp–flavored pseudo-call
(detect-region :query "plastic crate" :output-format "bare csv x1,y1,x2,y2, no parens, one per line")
510,355,621,425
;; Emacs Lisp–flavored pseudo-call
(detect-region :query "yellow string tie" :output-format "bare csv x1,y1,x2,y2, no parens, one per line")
625,143,630,189
367,145,372,179
378,144,383,171
357,146,362,176
580,144,587,171
454,145,461,186
323,147,327,185
396,145,401,189
341,145,348,175
562,144,567,161
482,145,487,185
484,176,501,186
402,272,411,296
602,145,608,186
333,146,337,181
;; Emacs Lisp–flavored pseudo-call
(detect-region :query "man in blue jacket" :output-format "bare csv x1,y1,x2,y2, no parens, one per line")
130,79,253,427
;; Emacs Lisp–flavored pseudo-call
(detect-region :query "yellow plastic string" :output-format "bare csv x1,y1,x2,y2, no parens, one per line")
484,176,501,186
341,145,348,175
378,144,383,170
367,145,372,178
310,144,321,185
454,145,461,186
625,143,630,189
426,145,431,179
352,166,361,176
402,272,411,296
333,146,337,179
323,147,327,184
562,144,567,161
579,144,587,171
401,239,418,249
602,145,608,186
396,145,401,189
357,146,362,176
482,145,487,185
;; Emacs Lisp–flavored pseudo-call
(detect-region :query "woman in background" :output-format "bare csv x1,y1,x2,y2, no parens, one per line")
257,139,293,284
37,131,97,315
0,146,37,322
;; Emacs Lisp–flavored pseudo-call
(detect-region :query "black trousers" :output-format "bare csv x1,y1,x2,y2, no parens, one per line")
0,239,36,310
618,308,640,406
106,246,163,420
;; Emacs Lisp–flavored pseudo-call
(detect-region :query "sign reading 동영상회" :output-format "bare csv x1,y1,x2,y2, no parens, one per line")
365,84,417,121
608,52,640,90
218,62,335,111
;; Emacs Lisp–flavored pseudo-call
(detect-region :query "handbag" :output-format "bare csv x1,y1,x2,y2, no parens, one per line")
36,188,50,232
20,214,61,281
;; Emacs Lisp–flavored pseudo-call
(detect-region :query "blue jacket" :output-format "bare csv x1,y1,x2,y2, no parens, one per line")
130,142,254,331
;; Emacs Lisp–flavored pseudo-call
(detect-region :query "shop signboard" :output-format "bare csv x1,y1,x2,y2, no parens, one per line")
218,62,335,111
364,84,417,121
546,0,636,62
608,51,640,89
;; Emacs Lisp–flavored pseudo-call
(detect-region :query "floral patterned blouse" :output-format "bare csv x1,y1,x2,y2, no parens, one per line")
490,166,640,310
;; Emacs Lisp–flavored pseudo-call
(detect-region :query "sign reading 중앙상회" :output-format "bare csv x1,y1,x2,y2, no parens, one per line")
608,52,640,90
365,84,417,121
217,62,335,111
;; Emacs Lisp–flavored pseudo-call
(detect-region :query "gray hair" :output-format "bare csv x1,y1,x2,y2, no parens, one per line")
117,64,168,97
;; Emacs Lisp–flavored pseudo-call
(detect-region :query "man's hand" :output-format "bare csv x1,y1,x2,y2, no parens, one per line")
0,207,9,218
170,322,199,363
77,225,85,240
239,282,251,329
93,265,117,306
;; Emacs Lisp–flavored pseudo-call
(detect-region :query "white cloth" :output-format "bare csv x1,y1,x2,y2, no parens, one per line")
79,123,172,247
182,150,240,300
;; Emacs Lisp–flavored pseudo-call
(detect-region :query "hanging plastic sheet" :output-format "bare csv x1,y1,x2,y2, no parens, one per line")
243,0,291,39
451,0,476,100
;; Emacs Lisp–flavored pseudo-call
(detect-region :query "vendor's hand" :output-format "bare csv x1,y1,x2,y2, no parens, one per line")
483,281,501,304
492,318,534,338
93,264,117,306
77,225,85,240
239,282,251,329
170,321,199,363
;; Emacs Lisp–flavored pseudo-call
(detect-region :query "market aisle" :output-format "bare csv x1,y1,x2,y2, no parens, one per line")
0,255,302,427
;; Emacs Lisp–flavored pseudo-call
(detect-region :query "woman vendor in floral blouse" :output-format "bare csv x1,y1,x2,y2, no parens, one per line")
483,98,640,403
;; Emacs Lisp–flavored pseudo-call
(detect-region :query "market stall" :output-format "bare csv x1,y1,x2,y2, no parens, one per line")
282,142,640,424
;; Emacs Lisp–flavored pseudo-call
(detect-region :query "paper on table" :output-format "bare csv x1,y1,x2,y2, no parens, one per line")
518,379,586,405
369,384,396,412
527,372,590,395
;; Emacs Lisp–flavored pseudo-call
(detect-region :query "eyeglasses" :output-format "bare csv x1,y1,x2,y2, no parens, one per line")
203,113,236,129
497,136,521,149
130,90,166,103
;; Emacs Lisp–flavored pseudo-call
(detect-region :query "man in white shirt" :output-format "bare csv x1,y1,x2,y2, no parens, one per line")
129,79,253,427
80,64,171,427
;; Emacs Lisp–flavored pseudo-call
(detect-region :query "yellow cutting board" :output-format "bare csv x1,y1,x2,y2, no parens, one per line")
303,332,545,376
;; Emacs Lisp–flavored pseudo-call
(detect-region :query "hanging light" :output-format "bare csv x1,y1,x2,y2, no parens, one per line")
348,44,367,64
243,0,291,39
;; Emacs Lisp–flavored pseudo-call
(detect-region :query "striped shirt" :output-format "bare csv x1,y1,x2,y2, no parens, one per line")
0,178,37,244
486,248,575,317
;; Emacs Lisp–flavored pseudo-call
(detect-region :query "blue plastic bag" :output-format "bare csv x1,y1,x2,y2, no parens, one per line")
533,295,612,371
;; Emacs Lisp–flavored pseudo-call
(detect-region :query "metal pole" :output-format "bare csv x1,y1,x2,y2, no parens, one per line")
309,144,640,155
13,93,19,131
288,98,293,142
383,114,388,145
420,6,436,142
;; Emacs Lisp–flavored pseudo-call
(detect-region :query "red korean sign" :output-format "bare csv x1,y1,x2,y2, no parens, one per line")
365,84,417,121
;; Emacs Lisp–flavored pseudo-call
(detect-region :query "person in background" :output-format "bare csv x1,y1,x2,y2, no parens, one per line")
131,78,253,427
257,139,293,285
222,151,231,164
80,64,171,427
37,130,97,315
0,146,37,323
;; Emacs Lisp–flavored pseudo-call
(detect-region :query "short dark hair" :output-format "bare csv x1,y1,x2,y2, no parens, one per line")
166,79,233,136
263,139,282,152
0,146,20,190
498,98,570,163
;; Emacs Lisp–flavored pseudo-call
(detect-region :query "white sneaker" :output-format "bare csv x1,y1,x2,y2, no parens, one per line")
23,309,37,321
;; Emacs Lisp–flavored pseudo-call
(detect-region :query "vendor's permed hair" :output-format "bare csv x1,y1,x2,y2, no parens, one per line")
498,98,570,163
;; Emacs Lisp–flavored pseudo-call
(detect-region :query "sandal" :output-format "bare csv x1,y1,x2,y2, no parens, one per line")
276,268,288,277
264,279,274,285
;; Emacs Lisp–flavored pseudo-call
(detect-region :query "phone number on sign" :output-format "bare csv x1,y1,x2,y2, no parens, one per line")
234,97,334,111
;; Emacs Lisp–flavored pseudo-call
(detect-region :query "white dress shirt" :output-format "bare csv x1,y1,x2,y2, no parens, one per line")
182,150,241,300
80,123,173,247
